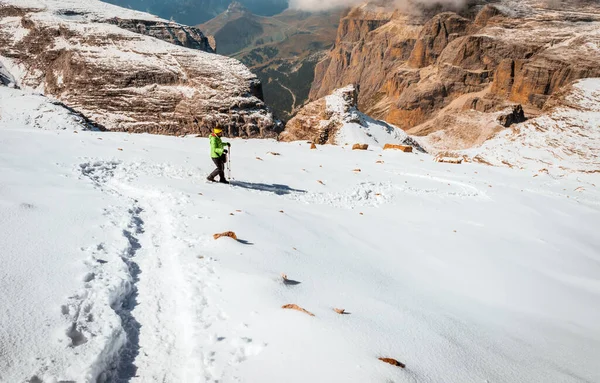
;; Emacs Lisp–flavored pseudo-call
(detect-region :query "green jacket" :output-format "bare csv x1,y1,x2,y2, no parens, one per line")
210,133,228,158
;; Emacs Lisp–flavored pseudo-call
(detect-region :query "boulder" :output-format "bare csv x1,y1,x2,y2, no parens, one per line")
497,105,526,127
281,304,315,317
378,357,406,368
213,231,238,240
383,144,413,152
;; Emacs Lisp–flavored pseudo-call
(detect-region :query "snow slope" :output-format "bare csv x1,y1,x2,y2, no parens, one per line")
465,78,600,175
1,86,600,382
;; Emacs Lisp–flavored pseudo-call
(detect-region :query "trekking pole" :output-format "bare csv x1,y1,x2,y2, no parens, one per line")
227,146,233,185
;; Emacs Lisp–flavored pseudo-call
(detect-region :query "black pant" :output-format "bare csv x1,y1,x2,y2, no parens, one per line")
208,154,227,181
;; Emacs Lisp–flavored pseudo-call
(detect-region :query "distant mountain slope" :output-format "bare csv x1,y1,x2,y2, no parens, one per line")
101,0,289,25
200,3,343,120
200,2,297,55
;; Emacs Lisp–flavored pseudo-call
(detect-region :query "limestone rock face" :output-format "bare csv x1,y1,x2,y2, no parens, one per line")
0,0,279,137
105,18,215,52
309,4,422,115
280,98,329,144
407,12,471,69
310,0,600,149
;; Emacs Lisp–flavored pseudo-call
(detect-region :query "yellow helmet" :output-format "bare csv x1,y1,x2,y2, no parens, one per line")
213,128,223,134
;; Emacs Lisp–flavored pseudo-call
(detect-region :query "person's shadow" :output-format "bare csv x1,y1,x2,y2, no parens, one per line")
231,181,307,196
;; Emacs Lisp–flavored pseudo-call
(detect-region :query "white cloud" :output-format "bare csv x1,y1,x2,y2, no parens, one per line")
288,0,468,12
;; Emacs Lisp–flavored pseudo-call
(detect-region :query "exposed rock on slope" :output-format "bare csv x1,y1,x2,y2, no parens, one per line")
463,78,600,174
310,0,600,148
281,84,424,151
0,0,279,137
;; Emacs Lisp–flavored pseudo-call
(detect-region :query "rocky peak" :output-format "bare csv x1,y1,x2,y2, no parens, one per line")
282,84,423,151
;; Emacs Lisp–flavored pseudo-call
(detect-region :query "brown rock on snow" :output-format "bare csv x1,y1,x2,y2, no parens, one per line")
213,231,238,240
435,156,463,164
383,144,412,152
310,143,318,150
282,304,315,317
496,105,526,128
379,357,406,368
352,144,368,150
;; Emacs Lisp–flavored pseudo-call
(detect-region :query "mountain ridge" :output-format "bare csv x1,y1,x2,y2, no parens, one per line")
0,0,280,137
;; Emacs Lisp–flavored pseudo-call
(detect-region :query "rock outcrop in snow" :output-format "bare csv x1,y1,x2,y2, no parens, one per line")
0,0,279,137
281,85,424,151
463,78,600,174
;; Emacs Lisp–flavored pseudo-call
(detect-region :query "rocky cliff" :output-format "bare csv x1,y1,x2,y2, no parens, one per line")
0,0,279,137
309,0,600,150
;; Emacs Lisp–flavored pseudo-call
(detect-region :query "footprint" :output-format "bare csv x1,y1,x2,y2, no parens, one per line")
83,272,95,283
66,322,88,347
229,337,266,364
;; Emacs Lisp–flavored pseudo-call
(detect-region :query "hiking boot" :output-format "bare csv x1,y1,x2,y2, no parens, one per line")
207,177,216,182
219,179,230,184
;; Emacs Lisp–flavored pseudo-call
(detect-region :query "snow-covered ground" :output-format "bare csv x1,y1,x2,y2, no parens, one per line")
1,86,600,382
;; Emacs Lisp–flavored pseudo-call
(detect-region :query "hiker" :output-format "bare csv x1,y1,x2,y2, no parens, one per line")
207,127,231,184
